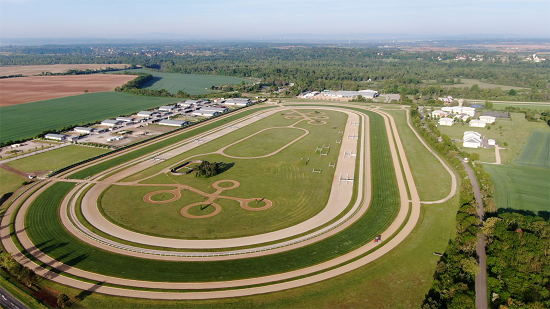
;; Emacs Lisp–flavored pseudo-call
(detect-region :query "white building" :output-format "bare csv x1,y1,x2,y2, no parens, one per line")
463,131,482,148
438,118,454,126
192,110,221,117
158,119,189,127
488,139,496,146
101,119,122,127
224,99,251,106
116,117,135,123
469,119,487,128
137,111,156,118
199,107,229,113
479,116,496,124
44,133,67,141
159,105,175,112
74,127,94,134
431,110,448,118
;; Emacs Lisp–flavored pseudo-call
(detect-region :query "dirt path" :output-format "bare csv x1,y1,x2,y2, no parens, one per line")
0,104,431,300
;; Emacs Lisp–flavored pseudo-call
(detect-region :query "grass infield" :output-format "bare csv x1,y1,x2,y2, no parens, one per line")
23,110,400,283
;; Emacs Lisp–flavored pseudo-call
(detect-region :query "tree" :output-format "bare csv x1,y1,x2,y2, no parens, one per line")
508,89,517,95
470,84,480,92
484,101,493,110
57,293,70,308
83,89,88,94
470,153,480,161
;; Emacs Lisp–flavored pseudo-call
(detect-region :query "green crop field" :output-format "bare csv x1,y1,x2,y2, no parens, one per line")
514,131,550,168
108,69,252,95
0,92,179,143
483,164,549,213
441,78,529,91
6,145,108,172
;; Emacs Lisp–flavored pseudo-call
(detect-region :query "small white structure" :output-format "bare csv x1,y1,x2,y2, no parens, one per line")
438,118,454,126
431,110,448,118
469,119,487,128
101,119,122,127
158,119,189,127
488,139,496,146
463,131,482,148
116,117,135,123
158,105,175,112
44,133,67,141
192,110,220,117
74,127,94,134
460,115,470,122
479,116,496,124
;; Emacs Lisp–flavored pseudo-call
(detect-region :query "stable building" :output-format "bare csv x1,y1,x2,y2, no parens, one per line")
159,105,176,112
101,119,122,127
192,110,221,117
44,133,67,141
463,131,482,148
469,119,487,128
74,127,94,134
479,116,496,124
116,117,135,123
199,107,229,113
158,119,190,127
137,111,156,118
224,99,251,106
438,118,454,126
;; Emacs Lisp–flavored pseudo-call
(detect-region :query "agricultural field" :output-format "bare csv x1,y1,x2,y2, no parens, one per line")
107,68,253,95
0,63,129,76
483,164,549,213
514,131,550,168
492,101,550,112
440,78,529,91
0,74,136,106
0,92,179,143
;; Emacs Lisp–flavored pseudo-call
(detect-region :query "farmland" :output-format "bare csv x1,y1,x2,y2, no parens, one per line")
514,131,550,168
0,64,129,76
483,164,549,213
0,74,136,106
0,92,179,143
107,68,253,95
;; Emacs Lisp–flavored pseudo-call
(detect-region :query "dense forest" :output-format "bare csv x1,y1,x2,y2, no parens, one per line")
1,44,549,101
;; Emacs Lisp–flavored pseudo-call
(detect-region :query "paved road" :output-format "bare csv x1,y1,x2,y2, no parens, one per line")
0,286,29,309
460,158,488,309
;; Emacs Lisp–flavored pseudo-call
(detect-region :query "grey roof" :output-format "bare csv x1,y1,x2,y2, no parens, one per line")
158,119,189,126
159,105,175,110
116,117,135,122
74,126,93,131
101,119,121,124
44,133,66,139
137,111,154,115
199,107,228,112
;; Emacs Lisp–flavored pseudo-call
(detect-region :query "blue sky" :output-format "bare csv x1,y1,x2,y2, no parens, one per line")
0,0,548,39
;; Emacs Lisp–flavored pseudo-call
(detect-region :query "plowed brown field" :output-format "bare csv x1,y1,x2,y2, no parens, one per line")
0,64,129,76
0,75,136,106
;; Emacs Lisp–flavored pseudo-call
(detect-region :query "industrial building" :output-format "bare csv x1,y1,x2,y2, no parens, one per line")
116,117,136,123
159,105,176,112
199,107,229,113
192,110,221,117
74,127,94,134
44,133,68,141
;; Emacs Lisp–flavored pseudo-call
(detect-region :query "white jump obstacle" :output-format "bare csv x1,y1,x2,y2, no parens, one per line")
338,131,344,134
253,115,264,119
348,134,358,139
343,151,357,158
349,121,359,126
312,168,322,173
336,140,341,144
338,173,354,185
328,163,335,168
194,138,205,143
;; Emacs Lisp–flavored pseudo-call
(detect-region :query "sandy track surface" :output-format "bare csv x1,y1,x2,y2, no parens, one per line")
0,104,456,300
0,75,136,106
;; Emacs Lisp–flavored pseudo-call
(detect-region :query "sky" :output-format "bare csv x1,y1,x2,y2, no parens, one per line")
0,0,549,39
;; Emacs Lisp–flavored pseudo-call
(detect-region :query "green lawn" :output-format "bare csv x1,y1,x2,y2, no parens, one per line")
436,113,550,164
441,78,529,91
108,69,252,95
100,110,347,239
6,146,108,172
0,92,180,143
0,168,27,199
514,131,550,168
483,164,550,213
385,109,452,201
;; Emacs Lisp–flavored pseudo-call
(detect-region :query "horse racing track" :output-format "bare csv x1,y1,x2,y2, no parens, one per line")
1,103,424,300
